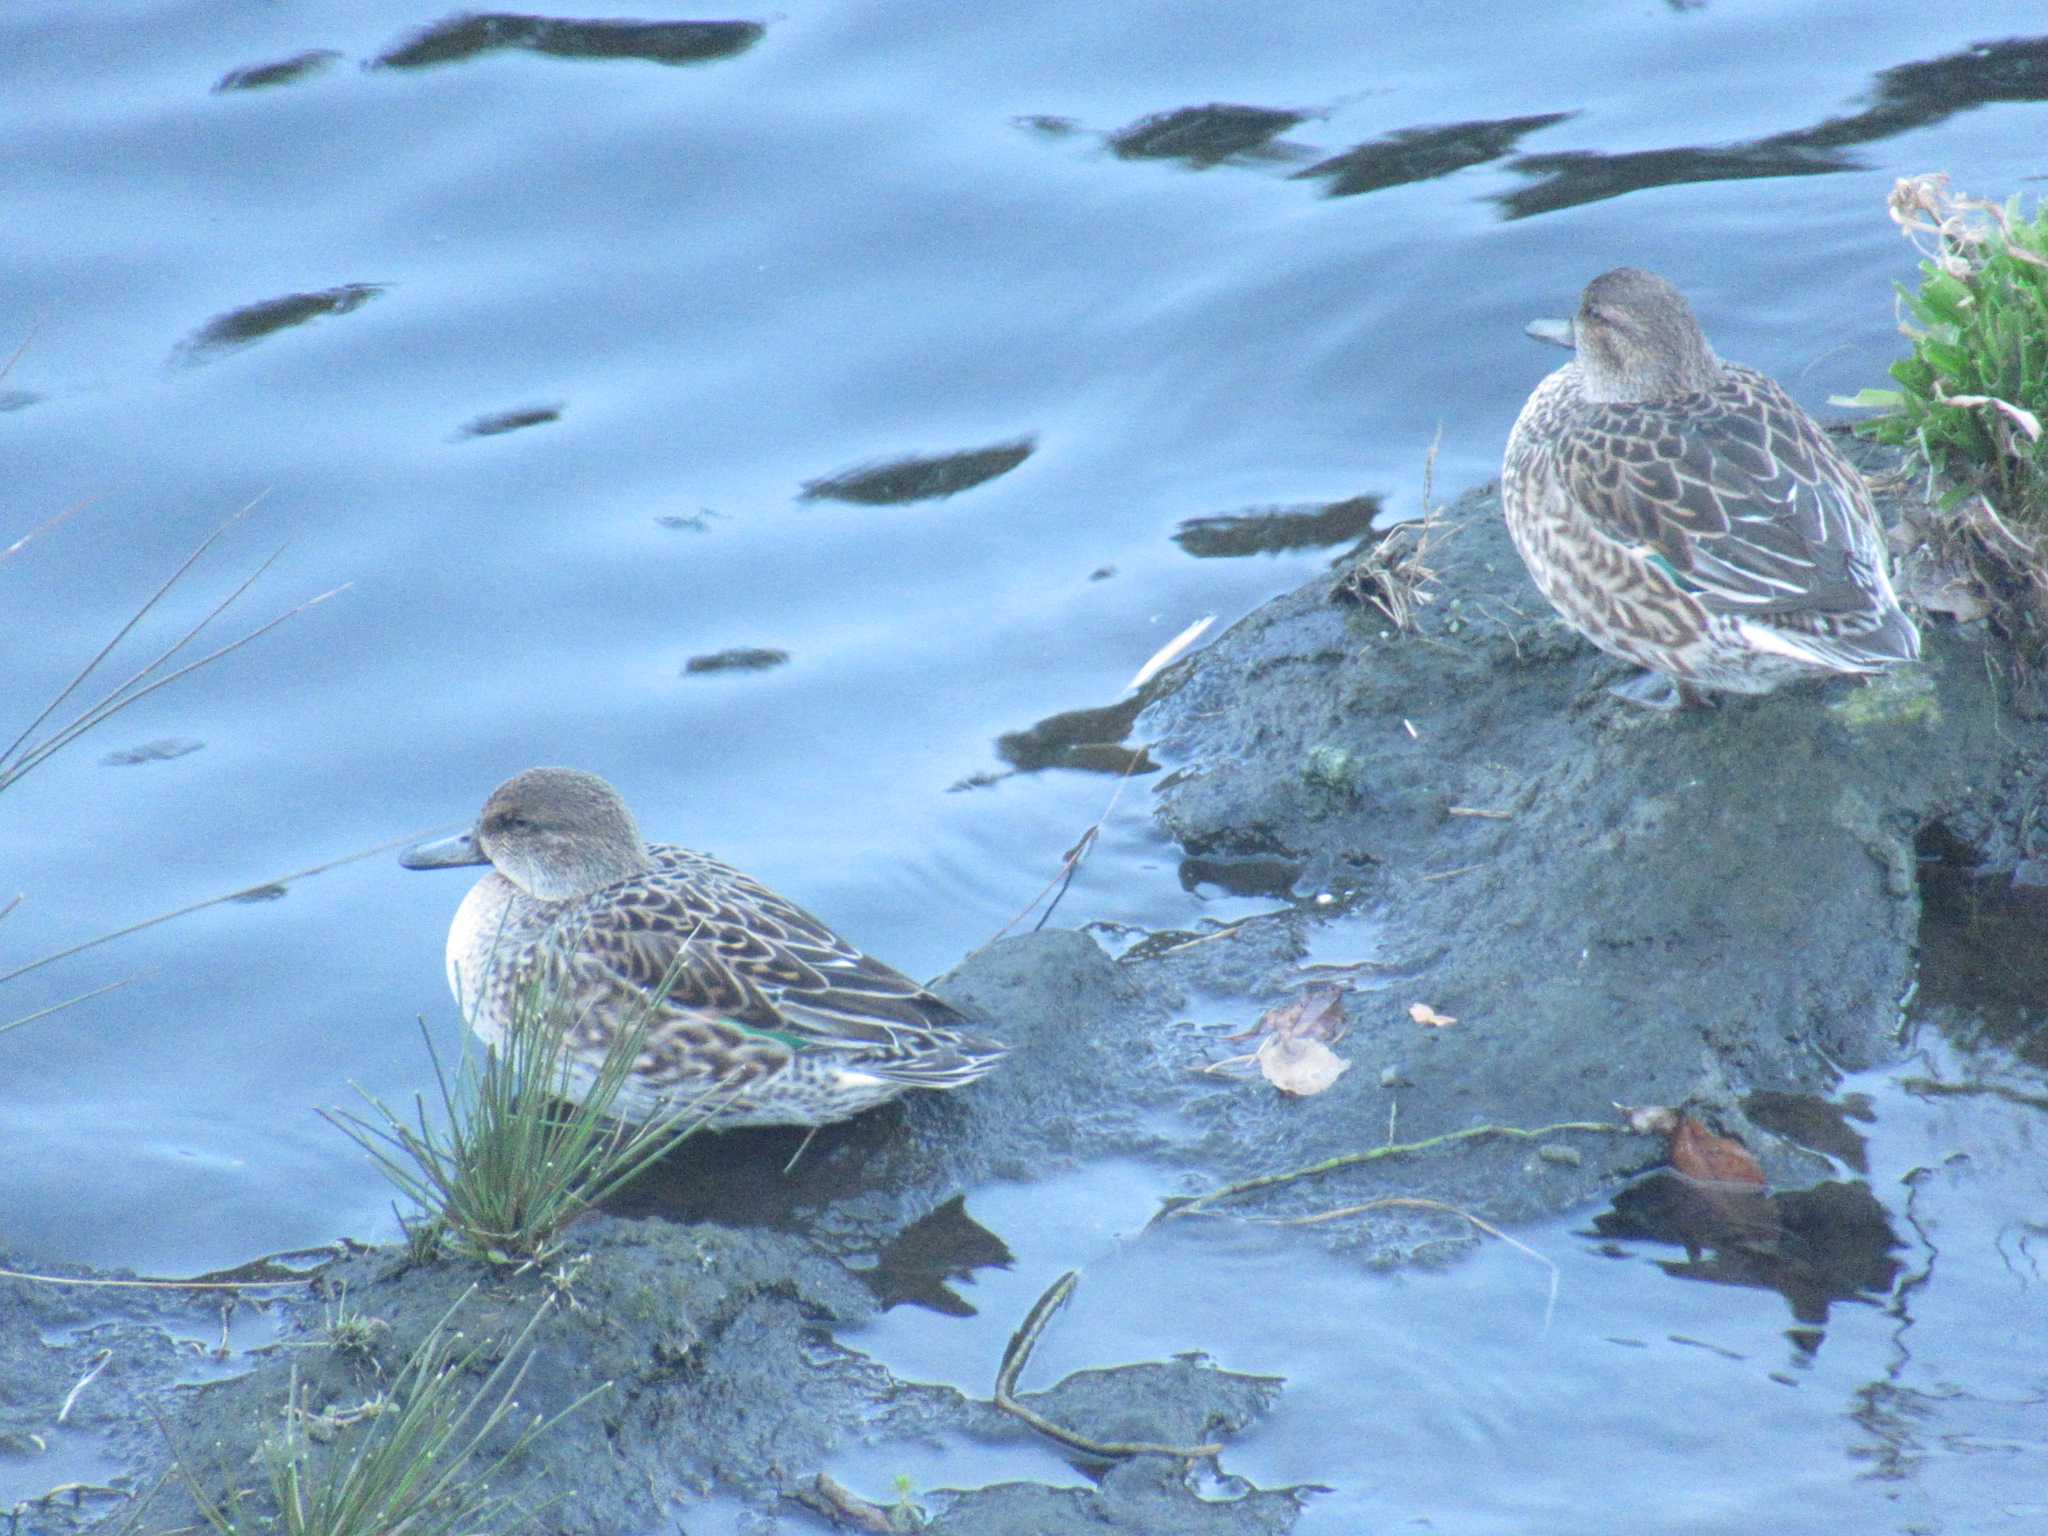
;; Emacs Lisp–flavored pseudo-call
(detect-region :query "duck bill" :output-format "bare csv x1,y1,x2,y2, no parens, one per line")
400,828,488,870
1525,317,1576,349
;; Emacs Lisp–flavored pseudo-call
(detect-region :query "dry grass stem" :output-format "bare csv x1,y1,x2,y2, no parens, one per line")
1158,1120,1627,1221
993,1271,1224,1461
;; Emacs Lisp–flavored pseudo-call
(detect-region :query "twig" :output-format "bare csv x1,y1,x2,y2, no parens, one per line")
1,499,88,565
1155,916,1257,955
1267,1196,1560,1331
0,1265,317,1292
0,974,140,1038
1418,864,1481,882
56,1350,113,1423
1156,1120,1627,1221
993,1271,1222,1460
796,1474,900,1534
981,754,1144,947
0,828,448,988
1446,806,1511,820
1899,1076,2048,1112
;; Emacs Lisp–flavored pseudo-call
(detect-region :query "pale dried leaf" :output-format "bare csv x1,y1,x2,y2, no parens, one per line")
1127,614,1215,692
1408,1001,1456,1028
1616,1102,1681,1136
1940,393,2043,441
1257,1033,1350,1096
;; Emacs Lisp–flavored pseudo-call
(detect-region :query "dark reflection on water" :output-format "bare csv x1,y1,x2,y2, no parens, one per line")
212,51,342,93
1744,1088,1874,1174
683,646,791,675
1178,853,1301,899
372,14,765,71
1592,1174,1903,1331
993,695,1153,778
1294,114,1573,199
453,403,564,440
1500,142,1849,221
1108,103,1312,168
100,737,205,767
1173,495,1381,559
173,284,384,367
1912,819,2048,1065
855,1194,1015,1316
801,437,1035,506
1500,33,2048,218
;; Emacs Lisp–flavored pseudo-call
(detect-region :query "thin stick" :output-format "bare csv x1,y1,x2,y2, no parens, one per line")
1154,916,1257,956
0,1265,314,1292
0,828,445,988
4,579,349,787
1156,1120,1626,1221
1267,1196,1560,1331
1,498,88,565
56,1350,113,1423
1,503,258,771
0,974,141,1038
993,1271,1223,1461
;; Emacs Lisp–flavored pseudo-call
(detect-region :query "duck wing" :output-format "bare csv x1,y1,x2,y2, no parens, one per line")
553,846,995,1076
1559,367,1884,618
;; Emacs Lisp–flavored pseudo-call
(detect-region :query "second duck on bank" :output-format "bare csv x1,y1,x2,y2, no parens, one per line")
402,767,1005,1128
1501,266,1919,710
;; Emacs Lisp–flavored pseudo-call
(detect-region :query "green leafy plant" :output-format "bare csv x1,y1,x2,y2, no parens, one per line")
325,965,708,1268
183,1288,601,1536
1837,174,2048,658
1841,174,2048,512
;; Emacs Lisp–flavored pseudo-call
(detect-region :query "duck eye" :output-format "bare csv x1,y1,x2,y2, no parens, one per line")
485,812,531,835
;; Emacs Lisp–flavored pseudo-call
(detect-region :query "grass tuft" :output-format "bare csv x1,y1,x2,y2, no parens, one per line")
324,966,710,1269
183,1287,601,1536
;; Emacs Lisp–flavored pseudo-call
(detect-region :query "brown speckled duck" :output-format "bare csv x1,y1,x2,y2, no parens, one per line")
401,767,1005,1127
1501,266,1919,709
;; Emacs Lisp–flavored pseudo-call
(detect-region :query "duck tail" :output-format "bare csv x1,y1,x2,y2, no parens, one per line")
879,1029,1009,1089
1736,598,1920,674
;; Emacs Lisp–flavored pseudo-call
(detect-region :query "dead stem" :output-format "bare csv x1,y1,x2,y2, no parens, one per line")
994,1270,1223,1461
0,828,447,989
0,1264,314,1293
55,1350,113,1424
1156,1120,1628,1222
1267,1196,1560,1330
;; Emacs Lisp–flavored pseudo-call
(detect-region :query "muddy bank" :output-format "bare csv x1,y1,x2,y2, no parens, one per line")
9,439,2042,1533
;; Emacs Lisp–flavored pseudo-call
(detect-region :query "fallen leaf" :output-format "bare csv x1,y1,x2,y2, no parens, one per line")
1207,982,1352,1089
1127,614,1215,692
1618,1103,1767,1187
1226,983,1348,1044
1409,1002,1456,1028
1670,1115,1766,1187
1258,1034,1351,1096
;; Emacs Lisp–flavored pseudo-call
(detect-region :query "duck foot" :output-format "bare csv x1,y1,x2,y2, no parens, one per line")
1607,671,1713,712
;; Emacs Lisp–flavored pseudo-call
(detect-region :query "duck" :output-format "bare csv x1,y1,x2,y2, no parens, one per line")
400,766,1005,1128
1501,266,1919,709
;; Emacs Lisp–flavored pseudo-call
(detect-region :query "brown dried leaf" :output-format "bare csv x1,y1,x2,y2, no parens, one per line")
1225,983,1349,1044
1670,1115,1766,1187
1408,1001,1456,1028
1257,1034,1351,1096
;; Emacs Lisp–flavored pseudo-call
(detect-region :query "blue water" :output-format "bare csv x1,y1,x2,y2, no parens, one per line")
4,0,2045,1527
